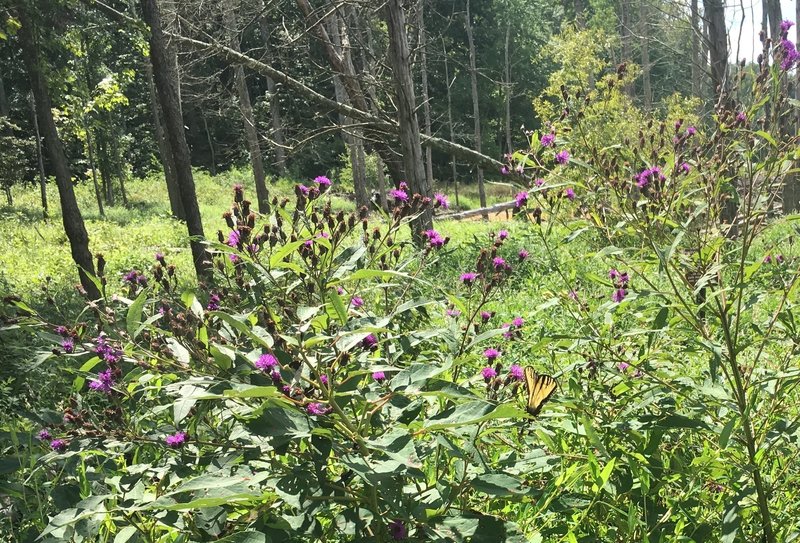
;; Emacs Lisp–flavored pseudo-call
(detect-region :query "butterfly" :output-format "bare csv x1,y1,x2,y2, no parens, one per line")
524,367,557,416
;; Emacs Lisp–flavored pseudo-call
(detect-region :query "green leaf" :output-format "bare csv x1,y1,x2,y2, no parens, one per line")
328,289,348,325
470,473,525,497
113,526,138,543
126,291,147,339
719,418,736,449
424,402,524,430
721,496,740,543
215,532,268,543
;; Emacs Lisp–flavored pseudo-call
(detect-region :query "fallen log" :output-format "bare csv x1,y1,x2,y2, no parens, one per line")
438,200,517,221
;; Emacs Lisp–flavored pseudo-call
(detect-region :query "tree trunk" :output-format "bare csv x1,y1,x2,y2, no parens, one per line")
703,0,728,102
140,0,208,280
29,92,48,218
0,76,11,206
640,1,652,110
691,0,701,97
464,0,487,219
765,0,782,44
384,0,432,238
145,59,184,218
443,37,459,209
257,11,287,176
223,1,269,213
96,135,115,206
783,0,800,212
375,154,388,211
84,122,105,217
417,0,434,189
18,7,100,299
504,21,512,154
619,0,634,98
327,7,369,211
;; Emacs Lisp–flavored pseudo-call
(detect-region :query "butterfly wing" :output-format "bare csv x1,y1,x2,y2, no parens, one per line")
524,366,557,416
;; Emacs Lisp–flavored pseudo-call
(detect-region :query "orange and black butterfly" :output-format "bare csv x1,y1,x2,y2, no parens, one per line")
524,367,557,416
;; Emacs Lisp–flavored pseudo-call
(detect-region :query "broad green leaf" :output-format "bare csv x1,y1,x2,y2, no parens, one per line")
126,291,147,338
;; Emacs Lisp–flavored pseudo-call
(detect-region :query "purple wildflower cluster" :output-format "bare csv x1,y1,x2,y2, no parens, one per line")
88,368,115,394
306,402,331,416
609,268,630,303
55,325,78,354
434,193,449,209
778,21,800,70
423,229,447,249
350,296,364,308
460,272,479,285
514,191,528,208
763,254,785,265
502,316,524,340
361,333,379,351
555,150,570,165
207,293,222,311
636,166,665,189
122,269,147,287
255,353,279,371
165,431,188,448
540,132,555,147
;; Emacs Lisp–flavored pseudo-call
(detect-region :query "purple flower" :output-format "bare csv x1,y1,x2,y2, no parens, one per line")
227,230,240,248
781,20,795,35
38,429,51,441
764,254,772,264
336,286,345,295
207,293,221,311
736,111,747,124
434,193,449,209
306,402,331,416
492,257,507,271
424,229,446,249
680,162,691,174
777,254,785,264
361,334,378,350
514,191,528,208
497,230,509,241
270,370,282,384
319,374,329,385
50,439,67,452
481,366,498,380
617,362,630,372
165,431,188,448
61,338,74,354
500,166,510,175
399,181,409,191
460,272,478,285
609,269,619,280
779,39,800,70
351,296,364,308
388,188,409,202
569,289,579,300
371,371,386,383
555,150,570,165
686,126,697,136
297,184,310,196
636,167,665,189
480,310,493,321
446,309,461,317
612,288,627,303
509,364,524,380
88,368,115,394
518,249,529,261
512,316,524,327
564,188,575,200
256,353,279,371
388,520,408,540
534,178,545,187
484,348,500,361
55,325,69,337
540,132,555,147
314,175,332,188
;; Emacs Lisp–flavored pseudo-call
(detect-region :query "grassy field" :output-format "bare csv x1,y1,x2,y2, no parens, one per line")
0,170,518,306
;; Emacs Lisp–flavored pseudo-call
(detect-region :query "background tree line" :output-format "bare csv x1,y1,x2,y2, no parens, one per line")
0,0,794,290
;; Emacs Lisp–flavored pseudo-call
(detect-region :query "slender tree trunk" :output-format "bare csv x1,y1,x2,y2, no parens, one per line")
783,0,800,212
144,60,184,218
223,1,269,212
703,0,728,102
464,0,486,218
84,122,105,217
140,0,208,280
691,0,701,97
384,0,432,238
201,111,217,176
765,0,782,44
0,76,11,205
29,92,48,218
443,38,459,209
417,0,434,189
257,12,287,176
620,0,634,98
375,155,388,211
640,1,652,110
327,7,369,211
504,21,513,154
18,8,100,299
